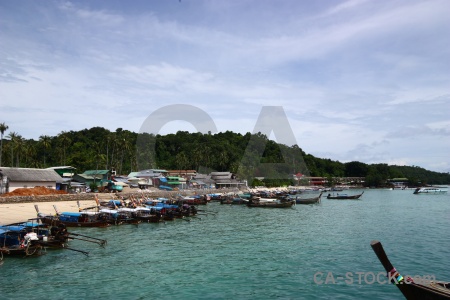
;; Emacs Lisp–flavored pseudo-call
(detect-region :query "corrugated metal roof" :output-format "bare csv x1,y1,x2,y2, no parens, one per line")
83,170,110,175
0,167,63,182
46,166,76,170
74,174,103,180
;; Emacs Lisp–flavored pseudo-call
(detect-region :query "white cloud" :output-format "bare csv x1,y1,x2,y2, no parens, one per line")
0,0,449,172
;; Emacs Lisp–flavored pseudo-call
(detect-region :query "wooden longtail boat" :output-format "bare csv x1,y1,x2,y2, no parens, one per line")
35,205,109,228
178,195,208,205
0,228,44,257
247,198,295,208
37,212,110,228
326,191,364,200
1,220,105,258
0,221,70,256
371,240,450,299
0,244,43,257
126,207,163,223
294,192,323,204
98,208,141,225
220,197,248,205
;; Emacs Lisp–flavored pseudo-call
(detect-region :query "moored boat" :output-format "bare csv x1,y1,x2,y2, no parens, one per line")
177,195,209,205
98,208,141,225
413,187,447,194
0,224,45,257
246,197,295,208
220,194,249,205
0,220,90,256
326,191,364,200
294,192,323,204
35,205,110,228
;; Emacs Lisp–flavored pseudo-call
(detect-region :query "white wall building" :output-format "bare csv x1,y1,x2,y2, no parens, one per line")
0,167,63,194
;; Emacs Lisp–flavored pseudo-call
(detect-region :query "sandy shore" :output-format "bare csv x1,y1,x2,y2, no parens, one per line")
0,188,234,225
0,200,99,225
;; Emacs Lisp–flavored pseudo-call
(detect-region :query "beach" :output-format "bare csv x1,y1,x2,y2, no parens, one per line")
0,188,243,225
0,199,99,225
0,186,324,225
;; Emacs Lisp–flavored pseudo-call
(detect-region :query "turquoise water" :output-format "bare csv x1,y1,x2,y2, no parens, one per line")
1,189,449,299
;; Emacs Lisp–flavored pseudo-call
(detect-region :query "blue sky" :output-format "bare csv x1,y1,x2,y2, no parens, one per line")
1,0,449,172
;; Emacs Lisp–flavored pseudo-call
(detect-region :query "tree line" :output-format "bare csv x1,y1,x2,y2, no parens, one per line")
0,123,449,187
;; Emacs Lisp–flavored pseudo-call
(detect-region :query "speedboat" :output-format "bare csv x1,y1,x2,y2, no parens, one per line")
413,187,447,194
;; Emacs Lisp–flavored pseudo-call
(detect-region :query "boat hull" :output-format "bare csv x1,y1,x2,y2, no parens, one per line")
295,192,322,204
326,191,364,200
40,217,109,228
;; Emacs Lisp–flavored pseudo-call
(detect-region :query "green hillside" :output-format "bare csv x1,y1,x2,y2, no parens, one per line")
1,126,449,187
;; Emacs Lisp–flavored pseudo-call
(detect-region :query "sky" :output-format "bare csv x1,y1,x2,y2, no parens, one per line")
1,0,449,173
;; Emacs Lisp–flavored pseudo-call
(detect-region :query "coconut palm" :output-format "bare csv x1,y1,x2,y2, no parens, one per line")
92,141,106,185
175,151,188,172
6,131,18,167
14,135,24,167
58,131,71,166
23,141,38,167
39,135,51,168
6,131,19,167
0,122,9,166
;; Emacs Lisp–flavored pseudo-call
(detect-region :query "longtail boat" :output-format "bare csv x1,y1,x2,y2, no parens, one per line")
35,205,109,228
177,195,208,205
246,198,295,208
294,192,323,204
98,208,141,225
1,219,105,258
0,221,72,256
371,240,450,299
220,196,248,205
124,207,163,223
326,191,364,200
0,224,44,257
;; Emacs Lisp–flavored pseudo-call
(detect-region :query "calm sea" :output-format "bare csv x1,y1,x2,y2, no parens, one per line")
1,189,449,300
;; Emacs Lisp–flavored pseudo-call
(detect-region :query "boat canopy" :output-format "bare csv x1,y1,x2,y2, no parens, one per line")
0,228,16,235
0,225,27,232
60,212,82,217
159,185,173,190
154,203,178,209
108,200,123,206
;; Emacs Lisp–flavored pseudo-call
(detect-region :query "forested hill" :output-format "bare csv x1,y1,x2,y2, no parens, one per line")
1,127,449,186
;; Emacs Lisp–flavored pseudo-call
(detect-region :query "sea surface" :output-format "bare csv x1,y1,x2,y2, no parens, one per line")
1,189,449,300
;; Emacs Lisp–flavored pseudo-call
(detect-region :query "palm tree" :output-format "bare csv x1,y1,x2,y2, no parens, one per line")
25,140,40,168
218,151,229,171
110,135,119,172
6,132,19,167
119,138,131,175
58,131,71,166
0,122,9,166
23,141,38,167
191,145,202,171
39,135,51,168
92,141,106,185
175,151,188,172
14,135,24,167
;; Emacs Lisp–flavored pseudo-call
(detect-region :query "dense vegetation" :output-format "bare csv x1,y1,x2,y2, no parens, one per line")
0,125,449,187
